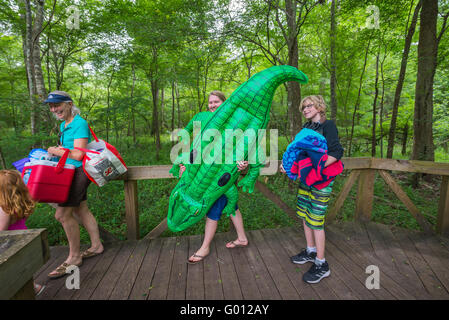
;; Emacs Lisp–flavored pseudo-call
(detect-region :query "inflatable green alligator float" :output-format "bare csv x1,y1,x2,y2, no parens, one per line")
167,65,308,232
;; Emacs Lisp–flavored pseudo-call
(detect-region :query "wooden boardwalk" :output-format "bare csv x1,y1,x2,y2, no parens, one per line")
34,221,449,300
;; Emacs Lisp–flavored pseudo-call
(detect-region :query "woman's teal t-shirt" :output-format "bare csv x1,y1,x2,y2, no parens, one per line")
60,115,91,168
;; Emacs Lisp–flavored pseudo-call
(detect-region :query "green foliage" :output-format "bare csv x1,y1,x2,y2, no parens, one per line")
1,1,449,245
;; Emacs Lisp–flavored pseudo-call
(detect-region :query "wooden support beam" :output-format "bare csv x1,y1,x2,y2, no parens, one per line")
124,180,139,240
327,170,361,223
378,170,434,235
254,180,298,222
437,176,449,236
354,169,376,221
144,218,168,240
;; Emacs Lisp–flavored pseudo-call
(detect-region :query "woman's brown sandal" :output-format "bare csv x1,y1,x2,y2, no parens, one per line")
48,262,82,279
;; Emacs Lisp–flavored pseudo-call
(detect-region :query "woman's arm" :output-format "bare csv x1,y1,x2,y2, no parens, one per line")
48,138,88,161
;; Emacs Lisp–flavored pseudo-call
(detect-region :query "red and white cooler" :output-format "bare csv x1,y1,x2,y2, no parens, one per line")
22,149,75,203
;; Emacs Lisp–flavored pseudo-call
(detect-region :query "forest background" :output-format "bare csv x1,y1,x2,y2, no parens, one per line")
1,0,448,245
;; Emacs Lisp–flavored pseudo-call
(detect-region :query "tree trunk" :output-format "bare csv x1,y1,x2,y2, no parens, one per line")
171,81,175,132
412,0,438,162
379,50,386,158
372,51,379,157
285,0,302,139
106,69,115,142
329,0,338,122
22,0,37,136
151,79,161,160
348,38,371,157
402,123,409,155
32,0,46,100
387,0,421,158
131,64,136,145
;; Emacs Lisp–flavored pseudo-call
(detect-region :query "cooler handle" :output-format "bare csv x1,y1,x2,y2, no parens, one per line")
55,148,70,174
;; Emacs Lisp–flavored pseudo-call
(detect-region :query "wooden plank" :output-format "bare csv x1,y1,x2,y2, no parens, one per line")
326,223,421,299
109,239,150,300
370,158,449,176
34,246,67,282
128,238,164,300
0,231,49,300
98,226,120,243
365,223,431,296
242,232,282,300
90,241,137,299
249,230,299,299
214,232,243,300
203,235,224,300
378,170,434,235
53,246,105,300
118,165,174,180
147,237,176,300
354,169,376,221
392,228,449,299
0,229,49,300
437,176,449,236
284,227,370,300
11,279,35,300
363,222,397,269
124,180,139,240
167,236,189,300
407,231,449,294
268,227,318,300
72,242,123,300
117,158,449,182
185,235,205,300
227,236,262,300
327,170,361,223
264,228,339,300
144,218,168,240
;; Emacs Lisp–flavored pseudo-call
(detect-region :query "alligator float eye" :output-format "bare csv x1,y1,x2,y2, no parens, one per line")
190,149,198,164
218,172,231,186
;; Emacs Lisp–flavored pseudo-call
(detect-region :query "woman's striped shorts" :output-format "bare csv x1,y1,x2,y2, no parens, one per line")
296,181,334,230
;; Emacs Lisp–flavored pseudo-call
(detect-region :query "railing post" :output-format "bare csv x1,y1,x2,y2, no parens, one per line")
437,175,449,236
124,180,139,240
354,169,376,222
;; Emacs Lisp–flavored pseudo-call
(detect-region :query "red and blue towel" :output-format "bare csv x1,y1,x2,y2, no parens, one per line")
282,128,343,190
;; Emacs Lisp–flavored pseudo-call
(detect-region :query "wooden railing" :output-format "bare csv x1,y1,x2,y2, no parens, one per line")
116,158,449,240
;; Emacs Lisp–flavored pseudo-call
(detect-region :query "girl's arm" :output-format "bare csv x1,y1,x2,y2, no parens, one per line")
0,207,11,231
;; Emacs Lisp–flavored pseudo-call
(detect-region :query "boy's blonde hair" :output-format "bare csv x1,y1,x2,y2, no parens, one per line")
299,95,327,122
0,170,35,219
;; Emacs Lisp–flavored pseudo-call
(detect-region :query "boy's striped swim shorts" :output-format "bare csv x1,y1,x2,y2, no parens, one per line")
296,181,334,230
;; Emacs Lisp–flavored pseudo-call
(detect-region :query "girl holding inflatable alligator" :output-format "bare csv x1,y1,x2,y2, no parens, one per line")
175,91,253,264
280,95,344,284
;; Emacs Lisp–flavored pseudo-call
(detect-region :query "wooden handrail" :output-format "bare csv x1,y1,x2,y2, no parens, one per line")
120,157,449,240
117,158,449,181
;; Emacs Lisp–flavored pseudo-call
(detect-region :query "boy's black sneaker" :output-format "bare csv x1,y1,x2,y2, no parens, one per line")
290,249,317,264
303,261,330,284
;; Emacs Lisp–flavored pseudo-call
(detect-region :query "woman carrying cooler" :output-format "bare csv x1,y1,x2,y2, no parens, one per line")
44,91,104,279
